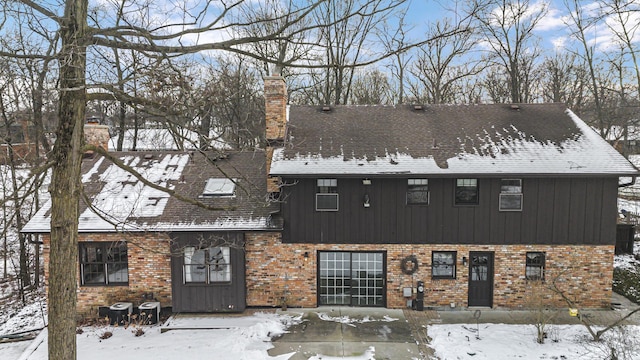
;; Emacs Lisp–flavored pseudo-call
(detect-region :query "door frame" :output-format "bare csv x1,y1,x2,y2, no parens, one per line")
170,232,246,312
467,251,494,307
316,250,387,307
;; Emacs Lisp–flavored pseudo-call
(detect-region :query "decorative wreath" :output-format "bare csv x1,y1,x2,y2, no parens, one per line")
400,255,419,275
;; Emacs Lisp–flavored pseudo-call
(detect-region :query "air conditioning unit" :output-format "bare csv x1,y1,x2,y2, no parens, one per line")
108,302,133,325
138,302,161,324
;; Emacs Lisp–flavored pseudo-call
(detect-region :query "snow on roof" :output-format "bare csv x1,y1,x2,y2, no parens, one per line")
270,106,638,176
109,128,229,151
21,151,275,233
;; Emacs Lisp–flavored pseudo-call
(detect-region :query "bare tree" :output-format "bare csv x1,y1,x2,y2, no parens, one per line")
2,1,441,359
539,52,589,110
197,55,264,149
312,0,406,104
471,0,547,103
407,18,481,104
482,64,512,103
600,0,640,99
349,68,393,104
378,12,413,104
562,0,608,134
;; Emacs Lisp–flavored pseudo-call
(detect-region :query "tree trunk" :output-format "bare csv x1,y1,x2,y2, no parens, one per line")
48,0,88,358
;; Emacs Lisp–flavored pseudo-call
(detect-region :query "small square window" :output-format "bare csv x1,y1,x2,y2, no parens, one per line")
525,252,545,280
432,251,456,279
499,179,522,211
455,179,478,205
407,179,429,205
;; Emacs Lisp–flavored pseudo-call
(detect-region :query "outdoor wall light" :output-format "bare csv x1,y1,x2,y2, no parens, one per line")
303,251,309,261
462,256,468,266
363,194,371,208
362,179,372,185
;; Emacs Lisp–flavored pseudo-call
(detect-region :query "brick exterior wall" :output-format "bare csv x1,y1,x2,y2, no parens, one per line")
41,230,613,316
265,146,280,193
84,124,110,151
264,75,287,194
41,233,172,318
264,75,287,142
245,232,614,309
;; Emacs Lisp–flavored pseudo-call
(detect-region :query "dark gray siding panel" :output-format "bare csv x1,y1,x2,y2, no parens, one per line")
601,178,619,245
281,176,619,246
521,178,539,244
170,232,246,313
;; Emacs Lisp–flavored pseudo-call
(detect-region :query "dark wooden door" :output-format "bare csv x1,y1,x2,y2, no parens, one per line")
468,251,494,307
170,232,246,313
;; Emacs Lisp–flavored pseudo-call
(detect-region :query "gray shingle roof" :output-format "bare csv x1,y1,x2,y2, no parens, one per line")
22,150,279,233
270,104,638,176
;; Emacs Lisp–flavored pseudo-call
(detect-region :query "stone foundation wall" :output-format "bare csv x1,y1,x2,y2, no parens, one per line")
245,233,614,309
42,233,172,318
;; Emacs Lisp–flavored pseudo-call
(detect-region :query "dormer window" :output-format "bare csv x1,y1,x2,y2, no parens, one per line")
202,178,236,197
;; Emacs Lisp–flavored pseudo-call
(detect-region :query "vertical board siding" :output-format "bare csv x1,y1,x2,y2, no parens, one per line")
170,232,246,312
280,177,618,246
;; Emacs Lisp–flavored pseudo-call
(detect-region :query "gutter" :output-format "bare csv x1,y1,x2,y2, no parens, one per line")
619,176,637,188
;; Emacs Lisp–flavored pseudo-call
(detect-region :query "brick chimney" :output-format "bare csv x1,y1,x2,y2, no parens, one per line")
84,119,110,152
264,74,287,193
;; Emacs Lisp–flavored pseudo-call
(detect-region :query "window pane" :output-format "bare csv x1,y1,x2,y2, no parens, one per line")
455,179,478,205
82,245,103,263
499,194,523,210
209,247,231,282
407,179,429,204
107,243,127,263
184,248,207,283
107,263,128,283
500,179,521,193
316,193,339,211
526,252,545,280
82,263,105,284
432,252,456,278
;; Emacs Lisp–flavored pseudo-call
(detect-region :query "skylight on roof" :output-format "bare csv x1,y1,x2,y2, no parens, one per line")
203,178,237,197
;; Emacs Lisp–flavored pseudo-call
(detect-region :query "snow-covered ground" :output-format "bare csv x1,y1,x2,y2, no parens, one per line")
23,312,300,360
430,323,640,360
3,311,640,360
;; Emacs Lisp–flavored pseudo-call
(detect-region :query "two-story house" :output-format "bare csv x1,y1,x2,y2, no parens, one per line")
22,75,639,316
263,74,639,309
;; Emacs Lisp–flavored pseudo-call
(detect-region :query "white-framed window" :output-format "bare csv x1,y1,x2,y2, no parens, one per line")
184,246,231,283
202,178,237,197
407,179,429,205
499,179,523,211
316,178,338,211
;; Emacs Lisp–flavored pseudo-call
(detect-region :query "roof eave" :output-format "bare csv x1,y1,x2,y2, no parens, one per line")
271,171,640,178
